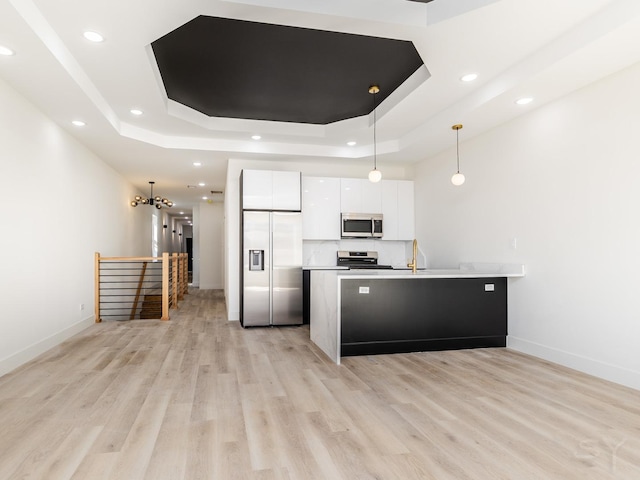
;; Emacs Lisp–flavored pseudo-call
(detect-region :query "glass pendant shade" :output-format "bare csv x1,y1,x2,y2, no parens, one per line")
368,168,382,183
451,172,465,186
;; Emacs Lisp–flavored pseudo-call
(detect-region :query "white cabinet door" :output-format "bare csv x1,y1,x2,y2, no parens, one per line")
340,178,362,213
302,176,341,240
242,170,273,210
340,178,383,213
361,180,382,213
302,177,415,240
397,180,415,240
381,181,399,240
273,171,301,211
242,169,301,211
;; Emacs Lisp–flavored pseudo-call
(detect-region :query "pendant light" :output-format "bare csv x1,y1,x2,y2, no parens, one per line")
368,85,382,183
451,124,465,186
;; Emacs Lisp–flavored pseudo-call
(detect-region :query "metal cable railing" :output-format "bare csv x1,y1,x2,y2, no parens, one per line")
94,252,188,321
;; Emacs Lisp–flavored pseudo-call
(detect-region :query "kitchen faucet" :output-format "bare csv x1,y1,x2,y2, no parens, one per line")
407,238,418,274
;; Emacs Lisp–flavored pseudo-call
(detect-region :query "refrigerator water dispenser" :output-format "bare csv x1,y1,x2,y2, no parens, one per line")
249,250,264,271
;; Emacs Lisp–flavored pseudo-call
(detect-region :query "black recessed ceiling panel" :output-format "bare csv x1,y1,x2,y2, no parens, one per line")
151,16,424,125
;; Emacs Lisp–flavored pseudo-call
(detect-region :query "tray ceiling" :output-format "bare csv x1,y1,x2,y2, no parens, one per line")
152,16,425,125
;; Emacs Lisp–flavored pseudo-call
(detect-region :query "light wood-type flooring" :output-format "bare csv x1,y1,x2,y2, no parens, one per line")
1,288,639,479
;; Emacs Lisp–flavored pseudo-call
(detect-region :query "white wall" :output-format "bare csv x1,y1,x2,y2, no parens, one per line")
197,202,225,289
414,61,640,390
0,77,149,377
225,158,411,320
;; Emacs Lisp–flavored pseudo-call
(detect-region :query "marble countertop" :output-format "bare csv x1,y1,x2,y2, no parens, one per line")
302,266,349,270
312,263,526,279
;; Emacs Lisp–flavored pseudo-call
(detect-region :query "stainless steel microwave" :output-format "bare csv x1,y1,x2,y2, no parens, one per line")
341,213,383,238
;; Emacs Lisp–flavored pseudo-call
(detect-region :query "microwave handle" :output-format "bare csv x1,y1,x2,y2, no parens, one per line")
371,218,375,235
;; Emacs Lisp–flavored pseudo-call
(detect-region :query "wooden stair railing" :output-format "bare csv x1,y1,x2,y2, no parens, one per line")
95,252,189,322
130,261,148,320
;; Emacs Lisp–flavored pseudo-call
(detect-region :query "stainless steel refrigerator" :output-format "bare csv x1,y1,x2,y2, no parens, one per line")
241,211,303,327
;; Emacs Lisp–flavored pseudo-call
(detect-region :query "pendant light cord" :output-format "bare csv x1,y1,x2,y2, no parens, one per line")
456,127,460,173
373,90,377,170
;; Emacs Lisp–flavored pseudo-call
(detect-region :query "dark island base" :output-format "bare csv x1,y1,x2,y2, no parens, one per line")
341,335,506,357
340,277,508,358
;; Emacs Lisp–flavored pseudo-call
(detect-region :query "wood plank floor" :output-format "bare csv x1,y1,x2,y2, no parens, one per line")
1,288,638,479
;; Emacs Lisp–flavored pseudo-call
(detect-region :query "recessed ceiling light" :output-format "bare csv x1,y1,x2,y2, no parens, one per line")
193,162,202,167
72,120,86,127
202,196,208,200
180,211,184,214
460,73,478,82
516,97,533,105
0,45,15,56
251,135,261,140
347,141,357,146
83,31,104,43
198,182,205,187
130,109,143,115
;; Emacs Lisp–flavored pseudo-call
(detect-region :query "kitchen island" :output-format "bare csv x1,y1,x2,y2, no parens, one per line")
309,264,525,364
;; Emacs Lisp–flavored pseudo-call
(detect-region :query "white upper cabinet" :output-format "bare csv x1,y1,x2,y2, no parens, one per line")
396,180,415,240
242,169,273,210
339,177,414,239
242,170,301,211
381,181,399,240
302,175,414,241
273,171,301,211
361,181,382,213
340,178,382,213
302,176,341,240
340,178,362,213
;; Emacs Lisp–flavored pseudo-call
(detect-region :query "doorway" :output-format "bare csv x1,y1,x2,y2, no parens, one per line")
186,237,193,282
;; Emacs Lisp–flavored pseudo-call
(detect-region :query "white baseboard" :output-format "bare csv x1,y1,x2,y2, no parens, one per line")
507,336,640,391
0,315,95,378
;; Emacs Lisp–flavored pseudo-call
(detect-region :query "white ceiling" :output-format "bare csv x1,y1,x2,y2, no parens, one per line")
2,0,640,215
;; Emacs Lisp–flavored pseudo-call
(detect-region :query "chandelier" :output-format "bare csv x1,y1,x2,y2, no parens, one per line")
130,181,174,209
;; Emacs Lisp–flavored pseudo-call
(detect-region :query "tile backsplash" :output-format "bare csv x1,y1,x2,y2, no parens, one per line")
303,239,422,268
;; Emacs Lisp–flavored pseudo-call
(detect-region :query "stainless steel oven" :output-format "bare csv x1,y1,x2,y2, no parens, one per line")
337,250,393,269
341,213,383,238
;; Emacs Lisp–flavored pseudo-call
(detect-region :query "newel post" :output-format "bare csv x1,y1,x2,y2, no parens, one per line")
162,252,170,320
94,252,101,323
172,253,179,308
